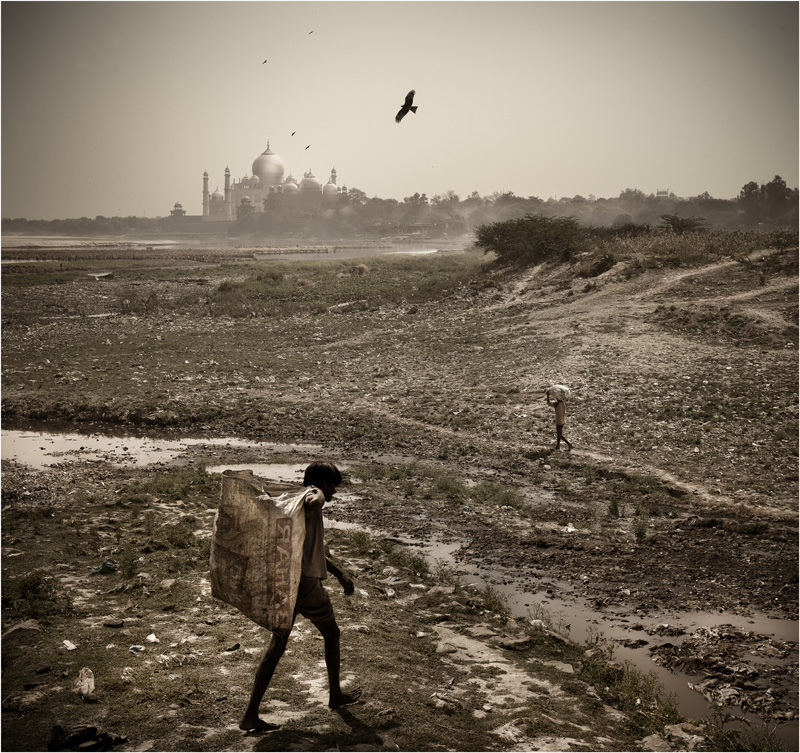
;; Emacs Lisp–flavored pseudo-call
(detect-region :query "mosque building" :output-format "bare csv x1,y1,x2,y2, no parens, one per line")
201,141,346,222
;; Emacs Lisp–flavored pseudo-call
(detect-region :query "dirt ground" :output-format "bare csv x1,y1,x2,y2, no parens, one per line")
1,240,798,751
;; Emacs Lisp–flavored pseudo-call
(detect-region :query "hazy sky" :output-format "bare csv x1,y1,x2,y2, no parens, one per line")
2,1,798,220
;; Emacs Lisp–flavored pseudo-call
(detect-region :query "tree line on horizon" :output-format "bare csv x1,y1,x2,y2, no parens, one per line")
3,175,796,239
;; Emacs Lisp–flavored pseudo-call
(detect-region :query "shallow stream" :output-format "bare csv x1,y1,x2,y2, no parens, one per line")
3,429,797,744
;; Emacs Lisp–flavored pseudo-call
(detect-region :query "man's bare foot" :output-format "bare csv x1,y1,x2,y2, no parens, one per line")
239,716,279,733
329,687,362,709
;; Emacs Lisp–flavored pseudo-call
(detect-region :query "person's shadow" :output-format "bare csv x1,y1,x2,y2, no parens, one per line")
249,704,396,752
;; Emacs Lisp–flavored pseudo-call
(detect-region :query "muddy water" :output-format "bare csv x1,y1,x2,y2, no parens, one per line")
3,430,797,742
1,430,322,468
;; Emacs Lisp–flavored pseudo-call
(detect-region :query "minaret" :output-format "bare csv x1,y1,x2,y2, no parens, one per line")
330,167,337,185
224,167,232,218
203,171,210,216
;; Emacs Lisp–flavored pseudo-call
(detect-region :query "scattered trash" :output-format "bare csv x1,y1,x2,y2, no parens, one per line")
129,645,145,654
75,667,98,702
652,624,795,719
89,558,119,575
49,724,97,750
103,619,124,628
145,633,160,643
63,640,77,651
49,724,127,751
120,667,135,683
223,642,240,653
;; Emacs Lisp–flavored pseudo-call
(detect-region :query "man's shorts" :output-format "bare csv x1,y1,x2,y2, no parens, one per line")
294,575,334,624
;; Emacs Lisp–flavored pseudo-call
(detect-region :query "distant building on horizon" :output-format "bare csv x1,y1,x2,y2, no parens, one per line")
193,140,346,222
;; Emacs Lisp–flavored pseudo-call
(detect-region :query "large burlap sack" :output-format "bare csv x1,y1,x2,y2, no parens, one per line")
210,470,309,632
549,384,571,402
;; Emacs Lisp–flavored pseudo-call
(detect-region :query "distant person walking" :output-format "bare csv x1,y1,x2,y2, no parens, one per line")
546,386,572,451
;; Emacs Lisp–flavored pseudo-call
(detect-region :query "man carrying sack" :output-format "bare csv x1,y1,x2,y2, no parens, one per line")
210,461,361,732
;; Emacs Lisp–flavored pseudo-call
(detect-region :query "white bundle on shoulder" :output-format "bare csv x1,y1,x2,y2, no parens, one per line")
549,384,571,402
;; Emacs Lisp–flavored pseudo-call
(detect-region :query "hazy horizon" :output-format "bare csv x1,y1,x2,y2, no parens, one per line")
2,1,798,221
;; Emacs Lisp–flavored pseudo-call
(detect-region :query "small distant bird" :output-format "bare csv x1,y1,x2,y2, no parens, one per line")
292,131,296,136
262,59,267,64
308,30,314,34
305,145,311,150
395,90,418,123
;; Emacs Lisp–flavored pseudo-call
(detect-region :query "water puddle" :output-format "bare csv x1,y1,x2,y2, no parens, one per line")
3,430,797,742
1,430,321,469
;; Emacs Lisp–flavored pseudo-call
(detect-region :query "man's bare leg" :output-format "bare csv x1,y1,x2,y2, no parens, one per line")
317,617,362,709
239,631,289,732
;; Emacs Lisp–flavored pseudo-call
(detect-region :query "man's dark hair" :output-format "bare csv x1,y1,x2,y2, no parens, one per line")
303,461,343,488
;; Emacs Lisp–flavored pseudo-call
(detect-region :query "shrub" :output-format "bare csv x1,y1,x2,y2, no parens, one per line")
633,517,648,543
475,214,586,267
659,214,708,234
2,570,73,617
576,252,617,278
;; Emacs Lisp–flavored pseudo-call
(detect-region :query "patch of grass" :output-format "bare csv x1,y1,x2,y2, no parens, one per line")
527,601,570,636
580,650,681,737
160,521,196,549
119,543,140,578
379,540,429,576
1,569,74,619
738,521,769,536
470,480,523,511
117,466,218,506
432,558,461,587
700,704,786,752
633,517,649,543
338,528,376,557
478,583,510,618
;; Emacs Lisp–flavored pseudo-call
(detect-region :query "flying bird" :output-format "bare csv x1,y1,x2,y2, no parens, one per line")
395,90,418,123
262,59,267,64
292,131,296,136
305,145,311,150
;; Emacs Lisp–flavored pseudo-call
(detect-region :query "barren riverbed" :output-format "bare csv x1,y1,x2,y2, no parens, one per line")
1,238,797,751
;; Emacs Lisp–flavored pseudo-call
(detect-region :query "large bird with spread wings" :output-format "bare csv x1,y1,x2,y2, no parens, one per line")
395,90,418,123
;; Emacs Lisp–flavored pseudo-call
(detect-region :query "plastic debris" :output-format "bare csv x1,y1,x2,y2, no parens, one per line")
75,667,98,702
89,558,119,575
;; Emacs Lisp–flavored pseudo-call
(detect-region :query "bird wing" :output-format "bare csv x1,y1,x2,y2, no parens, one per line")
395,107,408,123
404,90,415,107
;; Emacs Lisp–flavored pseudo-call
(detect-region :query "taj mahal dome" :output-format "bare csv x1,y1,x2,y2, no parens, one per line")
199,141,347,222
